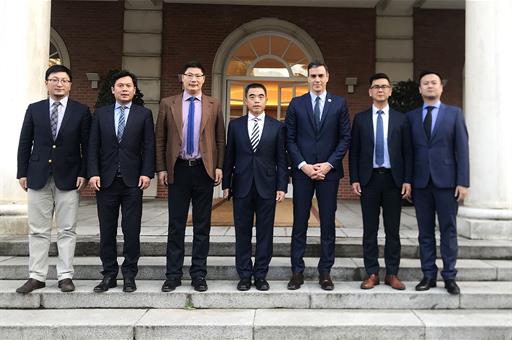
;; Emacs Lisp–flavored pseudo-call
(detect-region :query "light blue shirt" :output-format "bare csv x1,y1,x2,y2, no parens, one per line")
372,105,391,168
422,101,441,134
309,91,327,121
114,102,131,136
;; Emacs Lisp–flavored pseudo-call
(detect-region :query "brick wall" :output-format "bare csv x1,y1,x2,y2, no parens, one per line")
414,9,465,108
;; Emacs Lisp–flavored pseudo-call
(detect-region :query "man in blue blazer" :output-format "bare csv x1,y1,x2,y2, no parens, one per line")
407,71,469,295
222,83,287,291
285,61,351,290
88,71,155,293
349,73,412,291
16,65,91,294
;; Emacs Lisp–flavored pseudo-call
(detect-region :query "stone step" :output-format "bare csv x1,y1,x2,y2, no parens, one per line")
0,308,511,339
1,280,511,310
1,235,511,259
1,256,511,281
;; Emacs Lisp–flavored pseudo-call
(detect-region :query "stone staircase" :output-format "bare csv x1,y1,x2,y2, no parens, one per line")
0,201,511,339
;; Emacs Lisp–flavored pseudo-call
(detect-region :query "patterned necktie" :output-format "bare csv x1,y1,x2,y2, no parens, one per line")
250,117,260,152
187,97,195,155
313,96,321,128
375,110,384,166
50,102,60,140
424,106,434,140
117,105,126,142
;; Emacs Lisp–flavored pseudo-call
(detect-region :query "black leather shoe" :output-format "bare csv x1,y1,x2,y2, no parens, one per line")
444,279,460,295
93,276,117,293
237,278,251,291
287,272,304,290
16,278,45,294
415,277,437,291
58,278,75,292
319,273,334,291
254,278,270,291
191,277,208,292
161,279,182,292
123,277,137,293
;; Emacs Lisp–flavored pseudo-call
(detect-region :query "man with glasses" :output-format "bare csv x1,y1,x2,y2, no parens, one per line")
349,73,412,290
16,65,91,293
156,61,225,292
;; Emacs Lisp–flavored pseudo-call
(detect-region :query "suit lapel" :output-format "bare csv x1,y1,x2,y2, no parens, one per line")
121,104,137,143
364,109,375,148
106,104,117,142
387,109,397,145
303,93,316,129
241,115,252,151
256,116,272,154
56,99,72,141
318,93,332,131
42,100,53,140
430,103,445,141
171,95,183,141
200,96,212,135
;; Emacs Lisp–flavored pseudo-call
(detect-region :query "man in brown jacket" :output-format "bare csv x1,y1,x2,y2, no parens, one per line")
156,61,225,292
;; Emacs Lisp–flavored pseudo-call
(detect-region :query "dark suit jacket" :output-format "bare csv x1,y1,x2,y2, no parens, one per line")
349,107,412,187
222,115,288,199
285,92,351,181
407,103,469,189
87,104,155,188
17,98,91,190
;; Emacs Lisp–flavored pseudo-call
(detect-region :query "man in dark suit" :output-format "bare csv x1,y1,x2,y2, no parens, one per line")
16,65,91,294
156,61,225,292
349,73,412,290
88,70,155,293
407,71,469,295
285,61,351,290
222,83,287,291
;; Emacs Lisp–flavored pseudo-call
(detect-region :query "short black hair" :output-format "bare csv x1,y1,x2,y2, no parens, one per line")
418,70,443,83
244,83,267,98
181,61,205,75
369,73,390,86
111,70,138,88
45,65,72,81
307,61,328,75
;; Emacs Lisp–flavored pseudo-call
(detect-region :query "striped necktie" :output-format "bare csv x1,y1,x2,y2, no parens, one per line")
117,105,126,142
250,117,260,152
50,102,60,140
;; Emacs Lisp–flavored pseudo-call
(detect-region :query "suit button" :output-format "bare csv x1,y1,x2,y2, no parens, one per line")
48,159,52,163
52,145,56,149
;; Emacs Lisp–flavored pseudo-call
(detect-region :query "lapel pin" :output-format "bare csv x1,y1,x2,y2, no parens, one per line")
328,98,332,102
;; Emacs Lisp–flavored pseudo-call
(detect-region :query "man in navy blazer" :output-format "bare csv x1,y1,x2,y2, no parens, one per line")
349,73,412,291
407,71,469,295
285,61,351,290
16,65,91,294
222,83,287,291
88,70,155,293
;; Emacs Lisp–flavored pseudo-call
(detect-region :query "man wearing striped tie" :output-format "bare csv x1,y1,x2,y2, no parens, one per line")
222,83,288,291
16,65,91,294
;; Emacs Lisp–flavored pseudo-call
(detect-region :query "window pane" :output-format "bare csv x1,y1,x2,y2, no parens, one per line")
271,35,290,57
284,42,306,64
49,42,61,66
251,59,289,77
250,35,271,56
227,60,248,76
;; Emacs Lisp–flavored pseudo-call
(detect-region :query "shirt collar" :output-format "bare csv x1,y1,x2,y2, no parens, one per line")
115,101,132,110
183,91,202,101
248,112,265,121
423,101,441,110
309,91,327,102
49,96,69,107
372,104,389,115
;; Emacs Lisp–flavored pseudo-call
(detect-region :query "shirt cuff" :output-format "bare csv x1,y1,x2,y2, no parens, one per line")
298,161,306,170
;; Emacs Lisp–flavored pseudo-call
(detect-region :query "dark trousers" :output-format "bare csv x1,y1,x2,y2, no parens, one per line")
233,183,276,280
291,177,339,275
414,183,459,280
165,162,213,280
360,170,402,276
96,177,142,278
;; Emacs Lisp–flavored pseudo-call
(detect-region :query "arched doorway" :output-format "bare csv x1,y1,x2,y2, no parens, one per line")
49,28,70,67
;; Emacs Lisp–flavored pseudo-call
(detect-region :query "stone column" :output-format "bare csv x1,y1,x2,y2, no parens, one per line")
458,0,512,239
0,0,51,234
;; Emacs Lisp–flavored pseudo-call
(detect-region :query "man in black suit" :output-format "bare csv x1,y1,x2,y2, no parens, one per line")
222,83,287,291
349,73,412,290
88,70,155,293
16,65,91,294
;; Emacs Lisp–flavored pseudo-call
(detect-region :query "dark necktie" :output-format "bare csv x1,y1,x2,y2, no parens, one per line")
117,105,126,142
250,117,260,152
187,97,195,155
314,96,321,128
50,102,60,140
375,110,384,166
424,106,434,140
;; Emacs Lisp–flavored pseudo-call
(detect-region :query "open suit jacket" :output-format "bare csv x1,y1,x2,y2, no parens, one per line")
87,104,155,187
222,115,288,199
17,98,91,190
155,93,225,184
349,107,413,187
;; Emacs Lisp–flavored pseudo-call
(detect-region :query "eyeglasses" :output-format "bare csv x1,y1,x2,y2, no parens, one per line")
47,78,71,85
370,85,391,90
183,73,204,79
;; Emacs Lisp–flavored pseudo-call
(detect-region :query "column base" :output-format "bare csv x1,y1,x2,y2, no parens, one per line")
458,207,512,240
0,204,28,235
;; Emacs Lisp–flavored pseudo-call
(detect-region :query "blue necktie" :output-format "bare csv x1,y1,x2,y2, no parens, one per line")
313,96,321,128
375,110,384,166
117,105,126,142
187,97,195,155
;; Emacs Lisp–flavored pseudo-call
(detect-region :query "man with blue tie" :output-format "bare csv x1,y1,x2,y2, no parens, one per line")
222,83,287,291
285,61,351,290
16,65,91,294
349,73,412,290
88,70,155,293
407,71,469,295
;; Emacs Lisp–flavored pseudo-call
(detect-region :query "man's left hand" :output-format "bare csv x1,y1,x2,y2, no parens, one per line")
276,191,285,202
312,162,332,180
402,183,412,201
138,176,151,190
214,168,223,186
455,185,468,202
76,177,87,191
